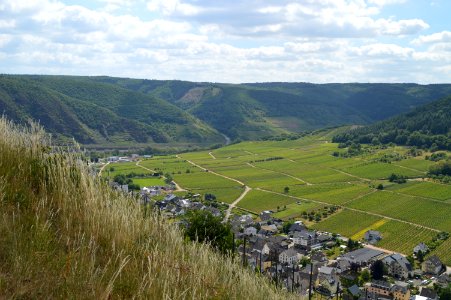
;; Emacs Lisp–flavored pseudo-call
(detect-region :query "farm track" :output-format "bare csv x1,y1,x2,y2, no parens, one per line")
247,162,313,185
392,163,427,174
329,167,371,182
255,188,441,233
208,152,217,160
135,161,186,192
382,189,451,205
176,155,251,222
98,161,110,177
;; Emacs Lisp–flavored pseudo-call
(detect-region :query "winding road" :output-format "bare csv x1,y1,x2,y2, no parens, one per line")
176,154,252,222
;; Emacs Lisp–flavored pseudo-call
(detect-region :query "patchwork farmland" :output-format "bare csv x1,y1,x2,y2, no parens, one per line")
107,131,451,265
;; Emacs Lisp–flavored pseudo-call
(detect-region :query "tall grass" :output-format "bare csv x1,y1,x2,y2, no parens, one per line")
0,118,296,299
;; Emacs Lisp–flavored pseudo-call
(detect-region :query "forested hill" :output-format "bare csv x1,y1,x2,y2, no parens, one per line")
0,75,223,146
332,96,451,150
95,77,451,140
1,74,451,147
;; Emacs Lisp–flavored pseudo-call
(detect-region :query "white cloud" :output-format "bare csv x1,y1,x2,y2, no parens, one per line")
412,31,451,45
0,0,449,83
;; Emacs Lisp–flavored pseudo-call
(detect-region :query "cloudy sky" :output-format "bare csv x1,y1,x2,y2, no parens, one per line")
0,0,450,83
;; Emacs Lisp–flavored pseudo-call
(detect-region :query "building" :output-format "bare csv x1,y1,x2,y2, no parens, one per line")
422,255,443,275
279,248,300,265
364,230,382,245
292,230,317,247
244,226,257,236
382,254,413,279
391,283,410,300
260,210,272,221
419,288,438,300
365,280,391,299
339,247,384,267
413,242,429,255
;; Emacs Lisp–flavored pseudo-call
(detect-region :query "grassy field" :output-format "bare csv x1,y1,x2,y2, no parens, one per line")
311,210,382,237
237,189,298,213
385,181,451,201
106,129,450,265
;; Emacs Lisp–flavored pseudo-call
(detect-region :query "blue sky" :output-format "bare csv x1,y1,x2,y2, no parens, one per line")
0,0,450,83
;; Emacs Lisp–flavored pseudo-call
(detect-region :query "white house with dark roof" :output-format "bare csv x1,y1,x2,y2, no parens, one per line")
279,248,300,265
382,253,413,279
422,255,443,275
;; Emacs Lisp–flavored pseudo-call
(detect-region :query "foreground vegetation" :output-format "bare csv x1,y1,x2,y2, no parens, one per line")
0,118,295,299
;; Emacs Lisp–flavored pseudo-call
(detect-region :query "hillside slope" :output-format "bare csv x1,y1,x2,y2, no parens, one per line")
0,118,294,299
332,96,451,150
2,75,451,145
0,75,223,146
96,77,451,140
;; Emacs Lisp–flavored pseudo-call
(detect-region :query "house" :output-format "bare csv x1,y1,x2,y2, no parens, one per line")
107,156,119,162
312,252,328,263
348,284,361,298
419,288,438,300
364,230,382,245
279,248,300,265
292,230,317,247
260,224,278,235
244,226,257,236
164,194,179,203
205,206,221,217
231,214,254,229
413,243,429,255
422,255,443,275
391,283,410,300
177,199,191,208
382,253,413,279
365,280,391,299
288,221,306,234
436,273,450,288
260,210,272,221
317,266,337,283
339,248,384,266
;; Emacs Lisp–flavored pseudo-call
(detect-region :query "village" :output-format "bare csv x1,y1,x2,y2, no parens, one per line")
103,156,450,300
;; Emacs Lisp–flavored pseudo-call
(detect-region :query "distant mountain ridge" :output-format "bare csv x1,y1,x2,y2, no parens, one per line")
1,74,451,147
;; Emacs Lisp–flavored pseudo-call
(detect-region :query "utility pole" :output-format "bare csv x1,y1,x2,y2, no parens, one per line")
260,250,263,274
336,281,340,300
232,232,235,261
242,236,246,267
292,264,295,293
308,262,313,300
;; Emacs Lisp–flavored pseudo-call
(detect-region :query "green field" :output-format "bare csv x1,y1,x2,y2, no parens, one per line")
105,130,451,265
237,189,298,213
386,181,451,201
311,210,382,237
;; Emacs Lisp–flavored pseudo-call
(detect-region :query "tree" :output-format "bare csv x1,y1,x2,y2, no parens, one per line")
164,173,173,185
360,269,371,284
370,260,385,280
284,186,290,193
416,250,424,263
377,184,384,190
184,210,234,255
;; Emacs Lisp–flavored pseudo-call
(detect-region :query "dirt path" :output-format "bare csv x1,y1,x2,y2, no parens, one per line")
176,154,251,222
247,162,313,185
98,161,110,177
224,186,252,222
208,152,216,160
135,161,186,192
364,244,396,255
329,167,371,182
